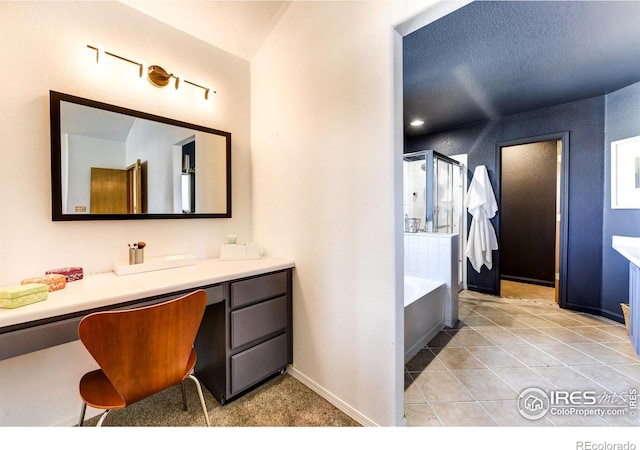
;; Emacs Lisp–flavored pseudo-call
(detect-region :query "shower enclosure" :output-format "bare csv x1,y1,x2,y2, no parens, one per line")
403,150,465,288
403,150,463,235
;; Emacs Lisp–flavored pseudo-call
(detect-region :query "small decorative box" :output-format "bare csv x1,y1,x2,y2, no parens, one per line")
45,266,83,282
0,284,49,309
220,243,261,261
21,274,66,292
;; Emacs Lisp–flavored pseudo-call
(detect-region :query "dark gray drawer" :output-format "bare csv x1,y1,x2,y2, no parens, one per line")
231,295,287,349
231,271,287,309
0,316,80,361
230,333,288,395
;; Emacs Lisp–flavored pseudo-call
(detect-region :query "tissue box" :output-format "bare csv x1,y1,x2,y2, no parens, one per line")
21,274,66,292
220,243,261,261
45,266,83,282
0,284,49,309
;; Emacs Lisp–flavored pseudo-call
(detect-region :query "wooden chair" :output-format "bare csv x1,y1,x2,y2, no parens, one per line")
77,290,211,426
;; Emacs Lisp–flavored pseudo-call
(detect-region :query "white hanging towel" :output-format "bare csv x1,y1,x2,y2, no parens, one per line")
465,165,499,272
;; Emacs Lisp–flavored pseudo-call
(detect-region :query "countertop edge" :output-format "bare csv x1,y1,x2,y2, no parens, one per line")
0,257,295,329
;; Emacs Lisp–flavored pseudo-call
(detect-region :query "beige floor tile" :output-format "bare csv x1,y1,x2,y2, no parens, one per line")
538,314,586,327
608,342,639,358
572,365,638,393
431,347,486,370
508,328,562,345
492,367,557,393
467,305,504,315
461,316,500,327
404,404,442,426
568,342,639,364
535,344,601,366
451,369,517,401
474,327,528,346
479,400,555,426
515,304,561,315
466,346,526,369
405,349,448,372
610,364,640,382
535,327,595,344
483,314,533,328
594,325,630,340
490,304,531,315
412,371,474,403
532,366,607,391
501,344,563,367
442,329,494,347
570,326,627,343
571,313,615,327
404,373,427,404
515,314,560,328
431,402,497,426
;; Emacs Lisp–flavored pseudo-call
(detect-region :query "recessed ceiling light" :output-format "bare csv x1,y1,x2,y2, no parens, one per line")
410,119,424,127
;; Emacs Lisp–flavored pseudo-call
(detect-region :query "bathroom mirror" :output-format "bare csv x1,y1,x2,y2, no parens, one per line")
50,91,231,220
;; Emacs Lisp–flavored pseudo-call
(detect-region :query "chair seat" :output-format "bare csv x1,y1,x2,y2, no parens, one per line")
80,349,197,410
79,369,126,410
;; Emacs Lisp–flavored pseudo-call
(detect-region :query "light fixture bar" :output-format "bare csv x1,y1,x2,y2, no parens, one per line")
87,44,214,100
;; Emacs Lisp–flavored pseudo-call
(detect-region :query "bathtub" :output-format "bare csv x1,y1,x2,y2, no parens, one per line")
404,275,446,364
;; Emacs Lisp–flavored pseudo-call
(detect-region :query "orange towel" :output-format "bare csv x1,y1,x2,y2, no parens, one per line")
21,274,66,292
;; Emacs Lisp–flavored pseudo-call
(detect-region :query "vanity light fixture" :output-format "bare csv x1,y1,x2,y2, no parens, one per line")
87,44,215,100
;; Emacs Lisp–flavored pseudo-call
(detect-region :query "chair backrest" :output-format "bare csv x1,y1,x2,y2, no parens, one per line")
78,290,207,405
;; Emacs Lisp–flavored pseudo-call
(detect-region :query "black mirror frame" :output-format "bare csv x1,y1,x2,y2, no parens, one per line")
50,91,231,221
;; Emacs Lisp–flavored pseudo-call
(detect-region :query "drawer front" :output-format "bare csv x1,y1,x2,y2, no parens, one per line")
0,316,80,361
231,333,288,395
231,295,287,349
203,285,224,305
231,271,287,309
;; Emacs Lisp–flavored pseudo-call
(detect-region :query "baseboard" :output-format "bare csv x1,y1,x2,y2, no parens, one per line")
501,275,554,287
286,366,378,427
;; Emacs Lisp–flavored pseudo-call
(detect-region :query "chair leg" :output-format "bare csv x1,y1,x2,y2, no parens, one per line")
96,410,112,427
187,374,211,427
78,402,87,427
181,381,188,411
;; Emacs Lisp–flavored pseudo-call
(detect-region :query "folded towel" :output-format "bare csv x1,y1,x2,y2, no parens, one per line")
45,266,83,282
21,274,66,292
0,284,49,309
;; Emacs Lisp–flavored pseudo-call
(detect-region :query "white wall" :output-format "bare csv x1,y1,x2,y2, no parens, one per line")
0,1,251,286
0,1,250,426
251,0,436,426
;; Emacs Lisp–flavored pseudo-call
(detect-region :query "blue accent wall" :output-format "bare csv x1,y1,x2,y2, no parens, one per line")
406,96,610,319
603,81,640,322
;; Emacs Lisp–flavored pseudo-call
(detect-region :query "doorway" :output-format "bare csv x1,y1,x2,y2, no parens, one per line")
496,132,569,305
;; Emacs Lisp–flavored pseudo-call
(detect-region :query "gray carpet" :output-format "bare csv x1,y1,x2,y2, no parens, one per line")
81,373,360,427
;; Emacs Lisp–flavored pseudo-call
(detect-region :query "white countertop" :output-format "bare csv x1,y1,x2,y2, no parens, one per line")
0,257,294,329
612,235,640,268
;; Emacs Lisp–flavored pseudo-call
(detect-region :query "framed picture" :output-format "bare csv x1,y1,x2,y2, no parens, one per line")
612,135,640,209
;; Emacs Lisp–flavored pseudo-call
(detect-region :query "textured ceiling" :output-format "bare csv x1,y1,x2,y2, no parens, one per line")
403,1,640,137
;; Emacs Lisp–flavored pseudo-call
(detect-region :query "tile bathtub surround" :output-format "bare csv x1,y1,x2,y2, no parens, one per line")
405,286,640,427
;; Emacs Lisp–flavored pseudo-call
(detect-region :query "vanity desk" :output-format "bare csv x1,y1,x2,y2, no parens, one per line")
0,257,294,407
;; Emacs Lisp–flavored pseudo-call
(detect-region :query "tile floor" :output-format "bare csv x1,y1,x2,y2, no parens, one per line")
404,282,640,426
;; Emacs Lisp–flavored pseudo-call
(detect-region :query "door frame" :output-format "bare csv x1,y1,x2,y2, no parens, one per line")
494,131,570,307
